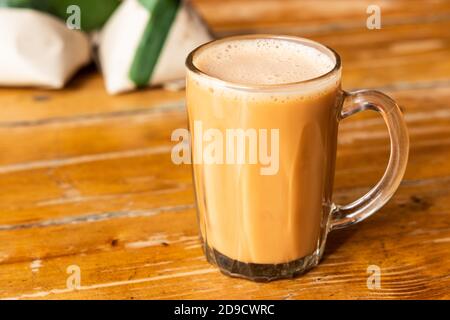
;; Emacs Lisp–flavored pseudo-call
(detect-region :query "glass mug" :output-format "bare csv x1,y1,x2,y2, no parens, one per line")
185,35,409,281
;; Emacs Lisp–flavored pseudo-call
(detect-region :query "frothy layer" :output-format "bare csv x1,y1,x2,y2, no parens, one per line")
193,38,335,86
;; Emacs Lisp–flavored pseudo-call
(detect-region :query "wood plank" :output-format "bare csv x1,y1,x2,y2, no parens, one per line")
193,0,450,34
0,101,186,166
0,69,184,123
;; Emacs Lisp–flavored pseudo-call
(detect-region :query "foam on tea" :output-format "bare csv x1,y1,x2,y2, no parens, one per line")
193,38,335,86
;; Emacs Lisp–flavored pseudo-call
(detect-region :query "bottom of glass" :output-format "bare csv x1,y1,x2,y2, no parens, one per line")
204,244,322,282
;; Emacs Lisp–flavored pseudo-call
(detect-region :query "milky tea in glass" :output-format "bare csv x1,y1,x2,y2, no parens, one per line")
185,35,408,281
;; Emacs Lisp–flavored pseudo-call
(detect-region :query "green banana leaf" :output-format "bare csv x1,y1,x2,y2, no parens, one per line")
0,0,49,11
129,0,181,86
0,0,120,31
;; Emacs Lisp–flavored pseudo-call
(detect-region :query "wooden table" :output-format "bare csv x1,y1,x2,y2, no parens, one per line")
0,0,449,299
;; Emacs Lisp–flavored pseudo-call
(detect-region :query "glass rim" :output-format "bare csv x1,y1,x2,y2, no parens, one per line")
185,34,342,92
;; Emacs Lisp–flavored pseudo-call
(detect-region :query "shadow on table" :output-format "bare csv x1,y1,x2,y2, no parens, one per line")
321,226,358,260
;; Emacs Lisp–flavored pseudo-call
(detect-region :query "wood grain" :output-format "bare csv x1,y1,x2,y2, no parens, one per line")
193,0,450,35
0,0,449,299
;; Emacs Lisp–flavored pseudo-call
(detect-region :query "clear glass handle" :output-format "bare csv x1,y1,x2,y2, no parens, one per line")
331,90,409,230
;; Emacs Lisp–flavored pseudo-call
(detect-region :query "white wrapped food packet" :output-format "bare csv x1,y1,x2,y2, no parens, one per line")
99,0,213,95
0,8,91,89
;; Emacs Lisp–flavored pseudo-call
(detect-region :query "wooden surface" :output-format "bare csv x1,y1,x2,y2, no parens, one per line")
0,0,449,299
